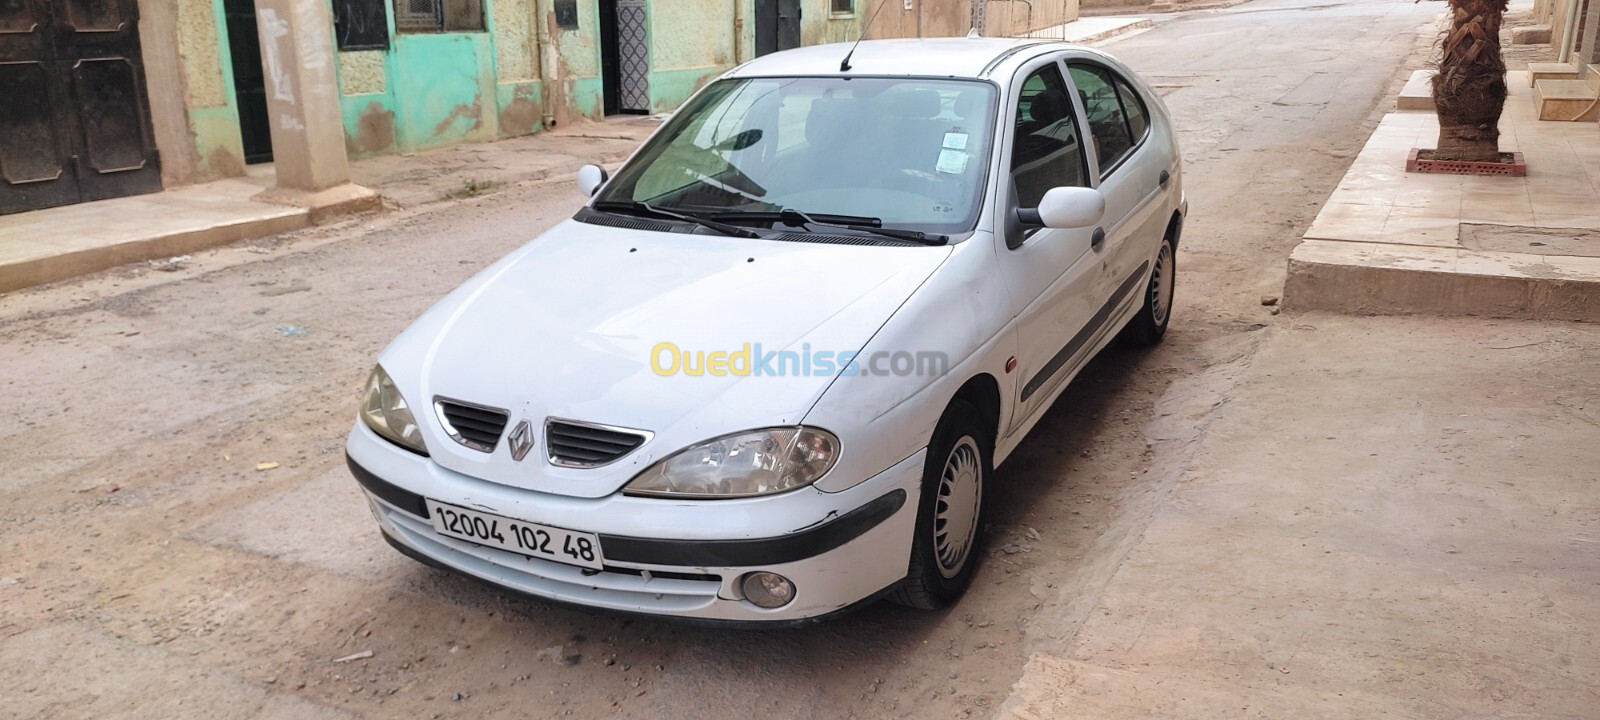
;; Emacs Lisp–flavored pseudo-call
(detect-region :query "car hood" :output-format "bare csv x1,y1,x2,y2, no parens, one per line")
381,220,951,498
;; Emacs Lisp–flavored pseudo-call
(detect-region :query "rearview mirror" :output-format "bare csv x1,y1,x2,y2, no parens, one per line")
577,164,609,197
712,129,764,152
1021,187,1105,230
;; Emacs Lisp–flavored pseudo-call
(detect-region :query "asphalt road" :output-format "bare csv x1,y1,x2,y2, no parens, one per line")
0,1,1445,717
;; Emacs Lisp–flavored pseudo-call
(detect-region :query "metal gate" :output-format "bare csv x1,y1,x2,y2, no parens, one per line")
0,0,161,215
616,0,650,113
754,0,801,57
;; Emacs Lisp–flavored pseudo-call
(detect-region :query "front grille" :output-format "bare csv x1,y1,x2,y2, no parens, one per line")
434,398,509,453
546,419,650,468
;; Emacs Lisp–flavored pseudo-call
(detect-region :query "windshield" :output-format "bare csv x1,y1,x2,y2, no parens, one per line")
595,77,999,235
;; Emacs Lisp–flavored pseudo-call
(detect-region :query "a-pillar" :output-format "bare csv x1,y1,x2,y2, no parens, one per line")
251,0,380,221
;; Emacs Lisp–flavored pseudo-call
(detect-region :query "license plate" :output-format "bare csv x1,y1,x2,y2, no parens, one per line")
425,500,604,570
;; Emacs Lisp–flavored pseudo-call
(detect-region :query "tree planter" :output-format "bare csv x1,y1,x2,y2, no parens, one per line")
1407,149,1527,176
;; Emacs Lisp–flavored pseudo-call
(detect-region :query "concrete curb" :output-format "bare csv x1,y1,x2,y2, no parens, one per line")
0,211,310,295
1285,240,1600,323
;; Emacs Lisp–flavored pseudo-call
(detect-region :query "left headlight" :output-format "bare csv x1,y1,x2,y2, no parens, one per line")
624,427,840,499
360,365,428,455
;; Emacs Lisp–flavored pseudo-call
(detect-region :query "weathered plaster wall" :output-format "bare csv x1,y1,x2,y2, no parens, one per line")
495,0,537,82
491,0,544,137
866,0,973,39
647,0,738,112
338,48,398,158
392,33,498,151
557,0,604,120
177,0,245,181
339,50,387,95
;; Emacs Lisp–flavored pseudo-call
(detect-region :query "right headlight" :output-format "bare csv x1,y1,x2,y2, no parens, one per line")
360,365,427,455
624,427,840,499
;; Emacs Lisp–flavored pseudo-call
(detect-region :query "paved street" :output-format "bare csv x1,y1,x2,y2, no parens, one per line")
4,1,1596,718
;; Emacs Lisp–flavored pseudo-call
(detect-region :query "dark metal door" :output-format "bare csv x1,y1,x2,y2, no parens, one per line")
0,0,160,214
223,0,271,163
754,0,801,57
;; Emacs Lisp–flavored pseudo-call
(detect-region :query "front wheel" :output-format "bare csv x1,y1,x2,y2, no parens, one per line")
889,400,992,610
1119,233,1176,346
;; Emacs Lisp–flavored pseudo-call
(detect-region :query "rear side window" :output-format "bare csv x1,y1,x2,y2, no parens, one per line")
1115,79,1149,141
1009,64,1089,208
1067,63,1148,176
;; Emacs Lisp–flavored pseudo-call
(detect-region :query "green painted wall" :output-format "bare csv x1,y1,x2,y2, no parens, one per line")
182,0,246,180
336,0,554,156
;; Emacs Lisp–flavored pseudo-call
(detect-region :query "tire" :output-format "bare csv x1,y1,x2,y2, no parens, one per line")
889,399,992,610
1118,232,1176,347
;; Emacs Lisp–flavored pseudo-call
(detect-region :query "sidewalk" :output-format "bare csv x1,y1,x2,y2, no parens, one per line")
0,118,656,295
1284,71,1600,321
1001,312,1600,718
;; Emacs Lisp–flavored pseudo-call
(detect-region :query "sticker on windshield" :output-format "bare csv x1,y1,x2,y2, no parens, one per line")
936,148,968,175
942,132,969,150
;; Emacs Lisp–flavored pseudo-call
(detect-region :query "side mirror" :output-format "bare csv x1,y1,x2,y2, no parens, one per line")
577,164,609,197
1020,187,1105,230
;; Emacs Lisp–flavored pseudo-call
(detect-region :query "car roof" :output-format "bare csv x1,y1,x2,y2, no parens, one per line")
724,38,1083,81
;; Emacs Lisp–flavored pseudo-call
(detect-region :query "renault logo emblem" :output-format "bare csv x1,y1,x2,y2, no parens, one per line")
507,419,535,462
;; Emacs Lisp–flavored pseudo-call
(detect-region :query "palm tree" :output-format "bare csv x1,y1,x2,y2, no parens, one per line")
1432,0,1510,163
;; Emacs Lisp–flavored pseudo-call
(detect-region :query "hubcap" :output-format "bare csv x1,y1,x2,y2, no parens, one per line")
1151,241,1175,326
933,437,982,578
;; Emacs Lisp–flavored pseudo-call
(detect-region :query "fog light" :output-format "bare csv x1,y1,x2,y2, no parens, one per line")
741,572,796,609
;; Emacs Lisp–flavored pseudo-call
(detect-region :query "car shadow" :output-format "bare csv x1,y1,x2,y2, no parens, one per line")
387,339,1168,709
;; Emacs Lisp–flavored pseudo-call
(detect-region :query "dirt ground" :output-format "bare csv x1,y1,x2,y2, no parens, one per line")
9,0,1587,718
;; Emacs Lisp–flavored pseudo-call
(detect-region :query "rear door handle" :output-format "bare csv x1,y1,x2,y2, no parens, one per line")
1158,170,1171,188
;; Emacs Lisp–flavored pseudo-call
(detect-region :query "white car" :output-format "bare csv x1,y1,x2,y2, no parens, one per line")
347,37,1184,624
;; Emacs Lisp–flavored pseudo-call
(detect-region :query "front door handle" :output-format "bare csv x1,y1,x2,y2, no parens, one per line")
1159,170,1171,188
1091,227,1106,250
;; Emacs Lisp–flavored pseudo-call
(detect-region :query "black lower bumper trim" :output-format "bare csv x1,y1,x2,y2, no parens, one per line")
347,453,430,519
347,454,906,568
598,489,906,567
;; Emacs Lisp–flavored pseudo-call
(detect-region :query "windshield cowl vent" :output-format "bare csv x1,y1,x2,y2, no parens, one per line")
771,233,904,247
575,209,679,233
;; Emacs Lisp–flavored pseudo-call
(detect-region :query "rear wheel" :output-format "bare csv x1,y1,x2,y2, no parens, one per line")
1119,233,1176,346
890,400,991,610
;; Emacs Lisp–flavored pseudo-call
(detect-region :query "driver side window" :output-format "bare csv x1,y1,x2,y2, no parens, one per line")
1010,63,1089,209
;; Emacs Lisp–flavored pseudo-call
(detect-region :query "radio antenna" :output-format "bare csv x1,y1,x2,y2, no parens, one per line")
841,0,892,72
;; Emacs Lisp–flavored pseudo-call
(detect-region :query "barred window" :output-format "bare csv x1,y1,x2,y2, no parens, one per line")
393,0,483,33
831,0,854,14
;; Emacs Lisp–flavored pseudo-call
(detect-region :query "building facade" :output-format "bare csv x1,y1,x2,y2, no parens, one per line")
1,0,1074,215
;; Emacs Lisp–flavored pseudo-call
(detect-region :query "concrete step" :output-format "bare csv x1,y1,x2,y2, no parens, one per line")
1285,240,1600,322
1397,69,1436,111
1528,61,1582,86
1534,79,1600,122
1588,64,1600,93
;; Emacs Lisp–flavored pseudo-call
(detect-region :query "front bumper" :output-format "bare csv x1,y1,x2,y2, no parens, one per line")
346,422,924,623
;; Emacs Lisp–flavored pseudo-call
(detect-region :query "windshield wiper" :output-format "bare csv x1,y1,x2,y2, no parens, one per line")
593,201,762,239
714,209,949,246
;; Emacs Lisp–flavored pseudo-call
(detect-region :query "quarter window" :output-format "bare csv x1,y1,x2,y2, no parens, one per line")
393,0,484,33
1010,64,1089,209
1067,63,1145,176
